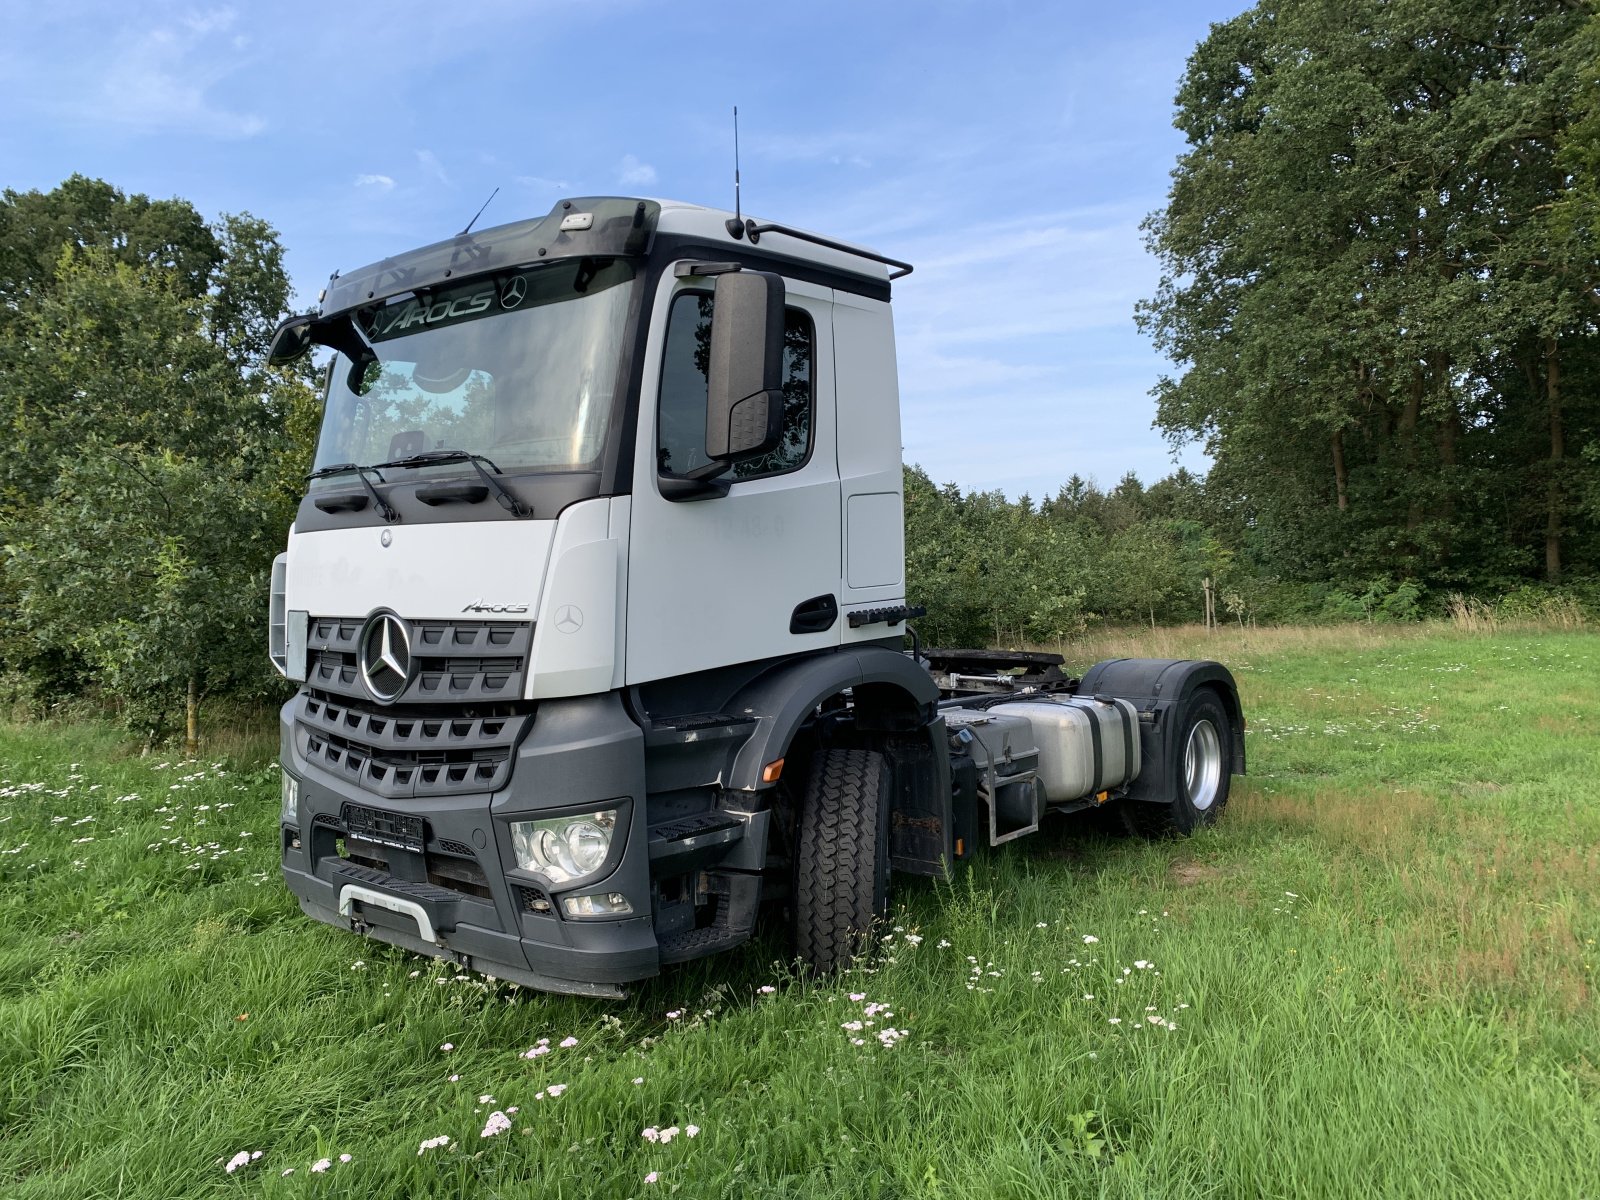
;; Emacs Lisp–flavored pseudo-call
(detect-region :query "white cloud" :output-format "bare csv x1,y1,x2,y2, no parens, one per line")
354,174,395,190
616,155,657,187
181,9,240,36
83,11,265,138
415,149,452,186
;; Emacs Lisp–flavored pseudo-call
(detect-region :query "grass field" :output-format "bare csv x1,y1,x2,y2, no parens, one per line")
1,625,1597,1198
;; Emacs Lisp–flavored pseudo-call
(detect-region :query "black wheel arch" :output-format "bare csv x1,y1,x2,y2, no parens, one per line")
723,645,940,791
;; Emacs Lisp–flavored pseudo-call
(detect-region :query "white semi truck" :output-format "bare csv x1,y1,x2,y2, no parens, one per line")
265,197,1243,997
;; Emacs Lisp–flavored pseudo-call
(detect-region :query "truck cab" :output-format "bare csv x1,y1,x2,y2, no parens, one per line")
268,197,1243,997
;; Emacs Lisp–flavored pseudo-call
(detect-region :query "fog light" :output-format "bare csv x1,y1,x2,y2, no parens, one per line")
562,892,633,917
510,810,618,883
280,772,299,824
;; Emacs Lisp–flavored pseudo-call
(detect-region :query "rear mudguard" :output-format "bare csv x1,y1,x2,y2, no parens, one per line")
1075,659,1245,803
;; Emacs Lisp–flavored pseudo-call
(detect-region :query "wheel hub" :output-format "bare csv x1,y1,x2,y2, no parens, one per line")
1184,718,1223,811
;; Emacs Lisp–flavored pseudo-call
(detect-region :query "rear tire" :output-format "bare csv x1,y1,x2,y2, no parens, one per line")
794,748,891,976
1127,689,1232,838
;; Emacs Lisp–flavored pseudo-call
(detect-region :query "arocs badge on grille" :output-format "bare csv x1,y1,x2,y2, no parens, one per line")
357,610,412,704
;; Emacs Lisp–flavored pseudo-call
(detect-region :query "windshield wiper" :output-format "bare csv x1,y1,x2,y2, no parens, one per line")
374,450,534,518
307,462,400,522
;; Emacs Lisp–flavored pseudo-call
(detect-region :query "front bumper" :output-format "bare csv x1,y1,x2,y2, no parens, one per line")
280,691,658,998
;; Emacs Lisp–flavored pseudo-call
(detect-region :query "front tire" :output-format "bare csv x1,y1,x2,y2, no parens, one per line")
794,748,891,976
1127,689,1232,837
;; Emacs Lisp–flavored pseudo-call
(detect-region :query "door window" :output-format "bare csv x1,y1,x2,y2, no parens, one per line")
656,290,814,480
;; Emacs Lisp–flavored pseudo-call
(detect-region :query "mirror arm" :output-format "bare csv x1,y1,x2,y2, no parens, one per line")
658,473,732,502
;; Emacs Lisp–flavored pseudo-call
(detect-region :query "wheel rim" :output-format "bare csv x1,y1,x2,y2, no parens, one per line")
1184,719,1223,811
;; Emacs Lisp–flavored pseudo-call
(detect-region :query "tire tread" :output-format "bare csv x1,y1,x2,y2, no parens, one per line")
795,748,889,976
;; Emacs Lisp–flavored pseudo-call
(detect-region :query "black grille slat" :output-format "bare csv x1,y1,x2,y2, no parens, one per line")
299,696,522,755
305,616,532,705
293,698,529,801
295,721,517,799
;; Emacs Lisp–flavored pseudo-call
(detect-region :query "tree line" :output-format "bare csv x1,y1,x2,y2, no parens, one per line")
1137,0,1600,594
7,0,1600,755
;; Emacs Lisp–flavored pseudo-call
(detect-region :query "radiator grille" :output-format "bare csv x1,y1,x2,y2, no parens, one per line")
293,699,531,801
306,616,532,705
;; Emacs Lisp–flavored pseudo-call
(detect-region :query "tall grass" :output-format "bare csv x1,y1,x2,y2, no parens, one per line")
1444,592,1589,632
0,627,1596,1197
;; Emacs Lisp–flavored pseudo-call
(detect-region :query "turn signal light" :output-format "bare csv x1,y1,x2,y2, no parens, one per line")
562,892,633,917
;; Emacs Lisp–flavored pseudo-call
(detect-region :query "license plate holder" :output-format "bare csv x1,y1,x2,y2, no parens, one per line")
341,803,425,854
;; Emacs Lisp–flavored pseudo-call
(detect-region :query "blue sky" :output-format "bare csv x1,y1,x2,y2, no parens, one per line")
1,0,1243,499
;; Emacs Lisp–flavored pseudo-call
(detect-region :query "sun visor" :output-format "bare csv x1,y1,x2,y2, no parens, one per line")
320,198,659,317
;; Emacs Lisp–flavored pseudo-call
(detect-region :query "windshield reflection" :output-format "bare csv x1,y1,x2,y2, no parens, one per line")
312,257,635,478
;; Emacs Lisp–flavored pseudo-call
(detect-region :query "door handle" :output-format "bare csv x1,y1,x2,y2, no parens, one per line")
790,594,839,634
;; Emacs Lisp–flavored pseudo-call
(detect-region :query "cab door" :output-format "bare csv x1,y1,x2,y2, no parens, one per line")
625,270,839,685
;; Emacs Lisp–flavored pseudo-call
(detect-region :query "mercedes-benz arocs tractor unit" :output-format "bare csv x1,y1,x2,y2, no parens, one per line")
265,196,1244,998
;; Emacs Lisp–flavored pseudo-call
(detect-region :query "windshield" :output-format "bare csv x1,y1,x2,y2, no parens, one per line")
312,257,636,478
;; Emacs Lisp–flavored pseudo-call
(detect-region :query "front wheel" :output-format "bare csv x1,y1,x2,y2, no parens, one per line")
1127,689,1232,837
793,748,891,976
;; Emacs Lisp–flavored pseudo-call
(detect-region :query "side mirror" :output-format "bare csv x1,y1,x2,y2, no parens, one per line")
266,315,314,365
705,270,785,461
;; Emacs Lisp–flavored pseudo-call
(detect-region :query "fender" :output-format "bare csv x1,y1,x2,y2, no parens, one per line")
724,645,940,792
1075,658,1245,803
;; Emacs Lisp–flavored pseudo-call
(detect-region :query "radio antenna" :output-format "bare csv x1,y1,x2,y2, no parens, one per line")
461,186,500,236
725,106,746,239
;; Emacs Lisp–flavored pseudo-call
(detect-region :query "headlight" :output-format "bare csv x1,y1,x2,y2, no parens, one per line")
280,772,299,825
510,810,618,883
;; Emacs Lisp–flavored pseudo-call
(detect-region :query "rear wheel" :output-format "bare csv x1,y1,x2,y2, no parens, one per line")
1127,689,1231,837
794,748,891,976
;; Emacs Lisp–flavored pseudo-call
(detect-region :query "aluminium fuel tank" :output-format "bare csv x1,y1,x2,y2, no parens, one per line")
988,695,1141,804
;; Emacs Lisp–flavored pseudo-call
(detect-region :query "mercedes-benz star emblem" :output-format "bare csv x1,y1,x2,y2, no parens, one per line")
357,611,412,704
554,604,584,634
500,276,528,309
380,529,392,548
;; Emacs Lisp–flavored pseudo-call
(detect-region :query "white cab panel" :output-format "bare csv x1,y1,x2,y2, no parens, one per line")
833,290,907,640
845,492,902,588
626,272,841,685
286,520,553,621
606,495,631,691
528,498,621,699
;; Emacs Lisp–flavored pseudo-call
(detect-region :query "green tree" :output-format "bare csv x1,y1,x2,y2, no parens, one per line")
0,180,313,746
1139,0,1600,592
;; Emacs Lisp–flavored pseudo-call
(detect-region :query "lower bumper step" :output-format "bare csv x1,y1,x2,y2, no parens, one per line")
648,812,745,873
658,872,761,964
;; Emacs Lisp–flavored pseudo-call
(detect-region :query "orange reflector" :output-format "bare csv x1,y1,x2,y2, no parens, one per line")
955,837,965,857
761,758,785,784
1096,790,1110,805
